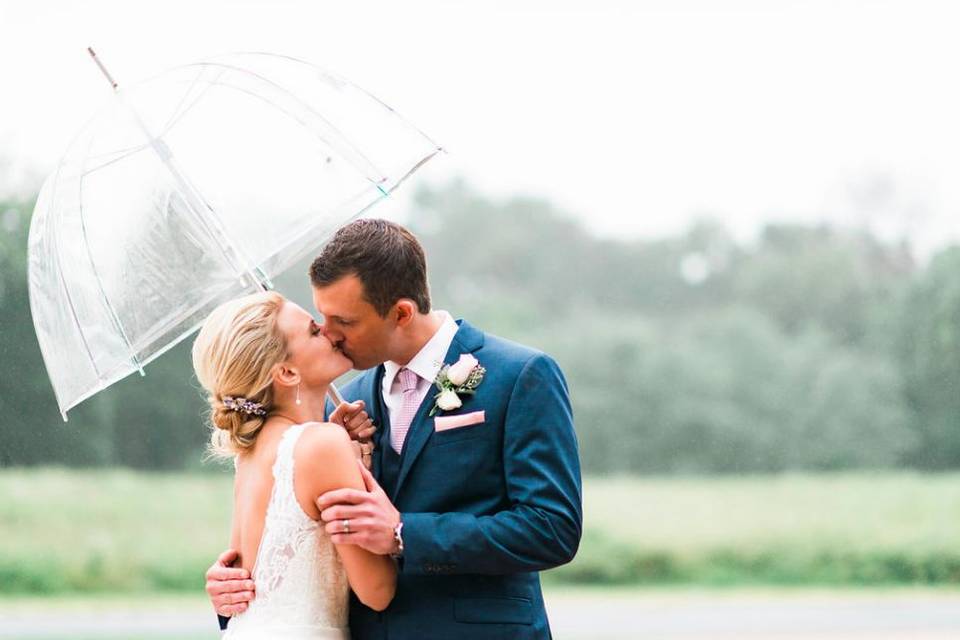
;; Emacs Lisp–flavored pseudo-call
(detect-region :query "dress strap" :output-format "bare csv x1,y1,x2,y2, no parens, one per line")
271,423,308,491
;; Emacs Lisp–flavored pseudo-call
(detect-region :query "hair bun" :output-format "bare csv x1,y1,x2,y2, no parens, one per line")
211,403,241,432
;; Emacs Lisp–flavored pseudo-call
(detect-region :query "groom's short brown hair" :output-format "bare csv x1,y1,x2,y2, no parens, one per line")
309,219,431,317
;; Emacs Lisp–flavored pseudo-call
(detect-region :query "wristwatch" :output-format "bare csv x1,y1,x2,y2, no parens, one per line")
390,520,404,558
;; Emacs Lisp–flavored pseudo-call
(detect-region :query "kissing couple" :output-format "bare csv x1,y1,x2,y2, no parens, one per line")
193,218,582,639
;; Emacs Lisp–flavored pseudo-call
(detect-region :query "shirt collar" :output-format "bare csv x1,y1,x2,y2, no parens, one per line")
383,311,458,389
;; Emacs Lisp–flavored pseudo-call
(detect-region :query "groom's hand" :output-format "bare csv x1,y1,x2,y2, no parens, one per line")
318,461,401,556
329,400,376,441
205,549,256,617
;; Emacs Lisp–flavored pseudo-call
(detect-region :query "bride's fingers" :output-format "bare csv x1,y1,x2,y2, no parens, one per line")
347,417,373,435
345,410,370,429
356,459,381,493
329,400,364,427
346,418,374,441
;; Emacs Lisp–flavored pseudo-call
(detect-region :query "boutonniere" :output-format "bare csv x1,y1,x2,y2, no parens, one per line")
429,354,486,416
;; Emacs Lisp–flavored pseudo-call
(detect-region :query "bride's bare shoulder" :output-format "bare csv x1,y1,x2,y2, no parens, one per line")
294,423,357,478
292,423,362,516
297,422,352,455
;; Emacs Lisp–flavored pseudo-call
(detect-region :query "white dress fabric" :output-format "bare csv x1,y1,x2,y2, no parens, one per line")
224,424,350,639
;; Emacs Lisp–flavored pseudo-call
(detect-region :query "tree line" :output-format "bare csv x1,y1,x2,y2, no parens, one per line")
1,180,957,473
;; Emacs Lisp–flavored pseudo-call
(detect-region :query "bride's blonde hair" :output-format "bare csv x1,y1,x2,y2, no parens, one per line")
192,291,288,457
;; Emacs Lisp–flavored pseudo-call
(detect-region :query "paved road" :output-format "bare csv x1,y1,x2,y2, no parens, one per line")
2,589,959,639
546,589,960,639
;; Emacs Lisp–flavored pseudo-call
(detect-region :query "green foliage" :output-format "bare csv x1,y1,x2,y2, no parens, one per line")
412,182,929,473
0,468,230,593
0,180,958,472
2,470,957,593
547,472,960,586
896,248,960,468
729,225,913,344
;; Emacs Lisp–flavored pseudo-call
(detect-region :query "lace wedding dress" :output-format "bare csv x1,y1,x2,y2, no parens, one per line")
224,424,350,639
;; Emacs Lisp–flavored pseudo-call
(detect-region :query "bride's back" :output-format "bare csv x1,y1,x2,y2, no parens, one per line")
233,423,287,575
224,422,350,640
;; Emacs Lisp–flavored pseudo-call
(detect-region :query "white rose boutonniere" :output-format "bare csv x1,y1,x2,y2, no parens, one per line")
436,389,462,411
430,354,486,417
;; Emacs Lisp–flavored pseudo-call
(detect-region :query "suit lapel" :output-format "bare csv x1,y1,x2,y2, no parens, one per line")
392,320,485,500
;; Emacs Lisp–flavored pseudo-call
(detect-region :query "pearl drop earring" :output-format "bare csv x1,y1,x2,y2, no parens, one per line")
296,383,301,406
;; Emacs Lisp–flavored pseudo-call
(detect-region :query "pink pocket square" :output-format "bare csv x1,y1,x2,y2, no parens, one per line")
434,410,486,432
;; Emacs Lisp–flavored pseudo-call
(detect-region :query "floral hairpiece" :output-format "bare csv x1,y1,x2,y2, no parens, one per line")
222,396,267,416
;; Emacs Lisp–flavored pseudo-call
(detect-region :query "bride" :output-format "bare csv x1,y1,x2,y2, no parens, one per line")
192,291,395,639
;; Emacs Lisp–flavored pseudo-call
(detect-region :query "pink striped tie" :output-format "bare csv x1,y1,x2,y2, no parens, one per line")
391,368,421,453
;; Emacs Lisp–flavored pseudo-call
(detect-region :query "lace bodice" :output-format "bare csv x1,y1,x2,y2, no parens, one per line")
224,424,350,639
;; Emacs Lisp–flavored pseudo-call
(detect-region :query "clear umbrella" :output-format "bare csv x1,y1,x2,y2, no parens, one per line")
29,51,442,419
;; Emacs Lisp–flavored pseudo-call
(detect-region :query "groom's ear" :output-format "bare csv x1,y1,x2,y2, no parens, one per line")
394,299,416,327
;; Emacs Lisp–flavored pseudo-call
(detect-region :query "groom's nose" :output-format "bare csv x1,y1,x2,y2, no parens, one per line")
320,322,342,344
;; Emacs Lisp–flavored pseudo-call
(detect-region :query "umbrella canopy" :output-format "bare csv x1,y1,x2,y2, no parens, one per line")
29,52,441,418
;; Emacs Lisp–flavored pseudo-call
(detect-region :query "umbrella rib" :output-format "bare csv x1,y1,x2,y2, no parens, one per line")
80,144,151,178
237,52,444,152
184,61,388,185
46,161,105,382
152,139,272,291
197,78,387,187
113,90,271,293
384,147,444,195
75,169,146,375
158,67,226,137
71,118,149,375
86,141,152,163
159,66,206,134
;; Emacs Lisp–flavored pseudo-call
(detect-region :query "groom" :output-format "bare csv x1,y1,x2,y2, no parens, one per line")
207,219,582,639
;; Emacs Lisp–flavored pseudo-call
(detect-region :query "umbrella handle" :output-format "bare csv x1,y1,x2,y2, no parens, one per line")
327,382,373,449
327,382,346,408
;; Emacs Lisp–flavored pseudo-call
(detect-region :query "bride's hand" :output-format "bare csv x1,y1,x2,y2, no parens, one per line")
350,440,374,470
330,400,376,441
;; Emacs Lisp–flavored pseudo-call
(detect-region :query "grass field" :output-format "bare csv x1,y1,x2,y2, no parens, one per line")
1,468,959,593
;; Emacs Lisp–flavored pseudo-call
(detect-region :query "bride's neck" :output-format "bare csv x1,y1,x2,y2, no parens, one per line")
269,384,330,424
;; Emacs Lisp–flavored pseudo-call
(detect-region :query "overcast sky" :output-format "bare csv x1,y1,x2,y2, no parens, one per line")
2,0,958,255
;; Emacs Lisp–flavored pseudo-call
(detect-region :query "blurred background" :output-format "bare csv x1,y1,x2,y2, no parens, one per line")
2,1,959,638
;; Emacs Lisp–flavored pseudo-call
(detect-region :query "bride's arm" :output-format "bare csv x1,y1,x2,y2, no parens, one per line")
294,424,397,611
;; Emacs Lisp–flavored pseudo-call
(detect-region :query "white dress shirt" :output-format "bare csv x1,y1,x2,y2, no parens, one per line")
381,311,459,426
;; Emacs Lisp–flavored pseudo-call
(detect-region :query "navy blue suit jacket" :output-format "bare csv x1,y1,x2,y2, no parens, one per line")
341,319,582,640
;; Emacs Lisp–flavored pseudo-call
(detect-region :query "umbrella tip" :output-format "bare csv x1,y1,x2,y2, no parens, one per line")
87,46,119,91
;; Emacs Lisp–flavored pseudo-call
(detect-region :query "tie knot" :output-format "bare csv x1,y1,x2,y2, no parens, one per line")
398,368,419,393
